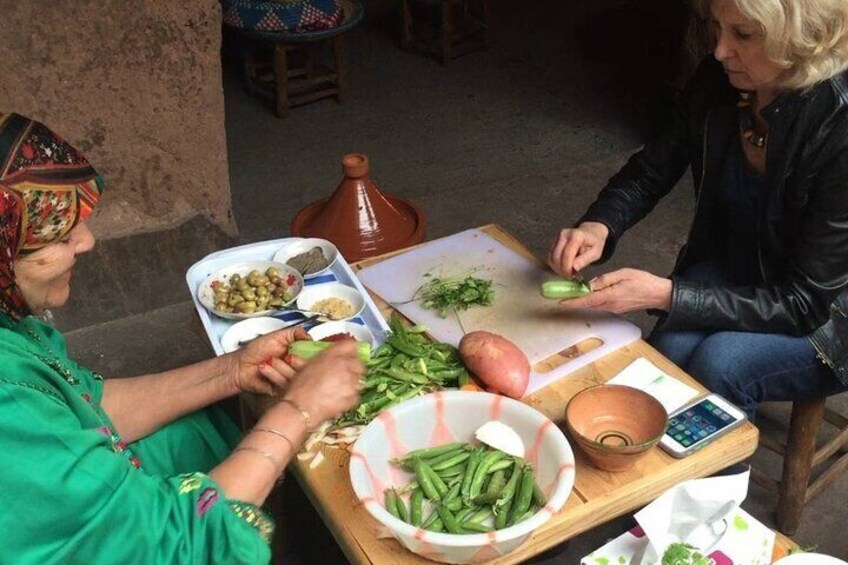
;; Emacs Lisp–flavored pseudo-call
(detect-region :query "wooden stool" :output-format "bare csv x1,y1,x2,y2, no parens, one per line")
399,0,491,66
752,396,848,535
238,0,363,118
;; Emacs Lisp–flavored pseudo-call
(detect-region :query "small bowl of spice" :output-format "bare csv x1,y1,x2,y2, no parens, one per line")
308,320,375,347
296,282,366,321
273,238,339,278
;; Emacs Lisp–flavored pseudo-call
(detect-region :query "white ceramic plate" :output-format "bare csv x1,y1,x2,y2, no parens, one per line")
272,238,339,278
774,554,848,565
296,282,365,321
220,317,291,353
308,320,375,346
197,260,304,320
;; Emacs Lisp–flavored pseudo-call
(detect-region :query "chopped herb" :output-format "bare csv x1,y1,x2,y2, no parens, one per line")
661,543,710,565
414,269,495,318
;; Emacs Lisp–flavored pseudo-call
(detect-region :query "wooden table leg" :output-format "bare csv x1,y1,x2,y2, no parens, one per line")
441,0,453,66
776,398,826,535
273,42,289,118
399,0,412,50
333,35,347,104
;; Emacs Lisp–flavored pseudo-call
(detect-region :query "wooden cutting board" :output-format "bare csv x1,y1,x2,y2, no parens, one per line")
356,228,642,394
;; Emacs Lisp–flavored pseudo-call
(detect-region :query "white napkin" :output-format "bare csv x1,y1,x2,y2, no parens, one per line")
607,357,699,414
635,469,750,563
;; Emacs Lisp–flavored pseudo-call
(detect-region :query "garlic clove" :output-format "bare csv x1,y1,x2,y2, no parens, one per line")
474,420,525,458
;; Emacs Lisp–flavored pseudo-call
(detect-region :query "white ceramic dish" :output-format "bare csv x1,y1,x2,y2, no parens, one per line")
186,237,390,357
774,555,848,565
296,282,365,321
349,391,576,564
308,320,375,346
220,317,291,353
272,238,339,278
197,260,304,321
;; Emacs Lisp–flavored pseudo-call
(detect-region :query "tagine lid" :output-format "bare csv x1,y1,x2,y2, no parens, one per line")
291,154,426,262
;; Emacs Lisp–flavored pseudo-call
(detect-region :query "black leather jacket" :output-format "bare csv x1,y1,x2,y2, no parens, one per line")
580,59,848,385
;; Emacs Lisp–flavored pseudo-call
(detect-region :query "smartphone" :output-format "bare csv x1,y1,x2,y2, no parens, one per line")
659,393,747,458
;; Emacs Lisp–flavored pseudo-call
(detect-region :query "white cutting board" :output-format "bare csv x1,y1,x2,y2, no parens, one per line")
356,228,642,395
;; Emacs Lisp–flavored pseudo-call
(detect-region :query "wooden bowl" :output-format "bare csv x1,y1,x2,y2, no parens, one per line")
565,384,668,472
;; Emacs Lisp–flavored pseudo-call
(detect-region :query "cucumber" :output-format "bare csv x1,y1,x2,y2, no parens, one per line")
540,279,592,300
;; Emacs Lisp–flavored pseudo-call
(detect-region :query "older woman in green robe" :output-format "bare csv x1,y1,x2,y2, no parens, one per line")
0,113,364,564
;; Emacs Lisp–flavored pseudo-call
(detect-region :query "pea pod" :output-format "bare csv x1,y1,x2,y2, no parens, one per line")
532,481,547,507
462,522,494,533
385,489,401,520
430,451,471,471
460,448,484,501
507,466,535,526
434,463,467,479
540,279,592,300
442,482,462,510
473,469,507,504
414,457,442,501
421,460,449,498
494,461,523,528
395,490,410,523
437,506,463,534
403,442,465,462
427,447,470,469
410,488,424,526
487,458,514,475
422,509,440,529
469,451,507,499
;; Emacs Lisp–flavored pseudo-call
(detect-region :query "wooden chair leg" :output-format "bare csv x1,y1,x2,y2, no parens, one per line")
776,398,826,535
273,43,289,118
440,1,453,66
399,0,413,50
333,35,347,104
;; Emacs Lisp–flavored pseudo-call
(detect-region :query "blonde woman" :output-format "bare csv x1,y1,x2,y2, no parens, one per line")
548,0,848,419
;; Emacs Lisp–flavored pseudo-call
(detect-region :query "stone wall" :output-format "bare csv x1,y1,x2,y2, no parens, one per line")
0,0,236,238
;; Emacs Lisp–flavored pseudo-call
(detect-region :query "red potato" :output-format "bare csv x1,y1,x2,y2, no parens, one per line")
458,331,530,399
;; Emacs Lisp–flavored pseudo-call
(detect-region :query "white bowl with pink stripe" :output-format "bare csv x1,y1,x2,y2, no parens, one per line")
349,390,575,564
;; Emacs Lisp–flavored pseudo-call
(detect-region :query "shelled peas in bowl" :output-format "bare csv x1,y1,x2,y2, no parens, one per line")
211,267,296,315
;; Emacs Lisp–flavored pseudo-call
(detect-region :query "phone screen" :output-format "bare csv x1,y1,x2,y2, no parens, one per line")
665,398,737,448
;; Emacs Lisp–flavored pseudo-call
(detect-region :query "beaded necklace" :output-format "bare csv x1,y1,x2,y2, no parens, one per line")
4,318,143,470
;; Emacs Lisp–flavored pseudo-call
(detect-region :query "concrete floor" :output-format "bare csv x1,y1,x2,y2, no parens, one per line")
61,0,848,562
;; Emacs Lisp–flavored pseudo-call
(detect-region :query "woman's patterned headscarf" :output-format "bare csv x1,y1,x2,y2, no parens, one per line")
0,113,104,321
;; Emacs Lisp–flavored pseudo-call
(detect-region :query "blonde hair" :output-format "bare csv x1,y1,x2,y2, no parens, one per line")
694,0,848,89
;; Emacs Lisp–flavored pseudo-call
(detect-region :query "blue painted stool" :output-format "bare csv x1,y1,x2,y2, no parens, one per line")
224,0,364,117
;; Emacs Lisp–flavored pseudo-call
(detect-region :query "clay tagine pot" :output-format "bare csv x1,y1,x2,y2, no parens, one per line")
565,384,668,472
290,154,426,263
